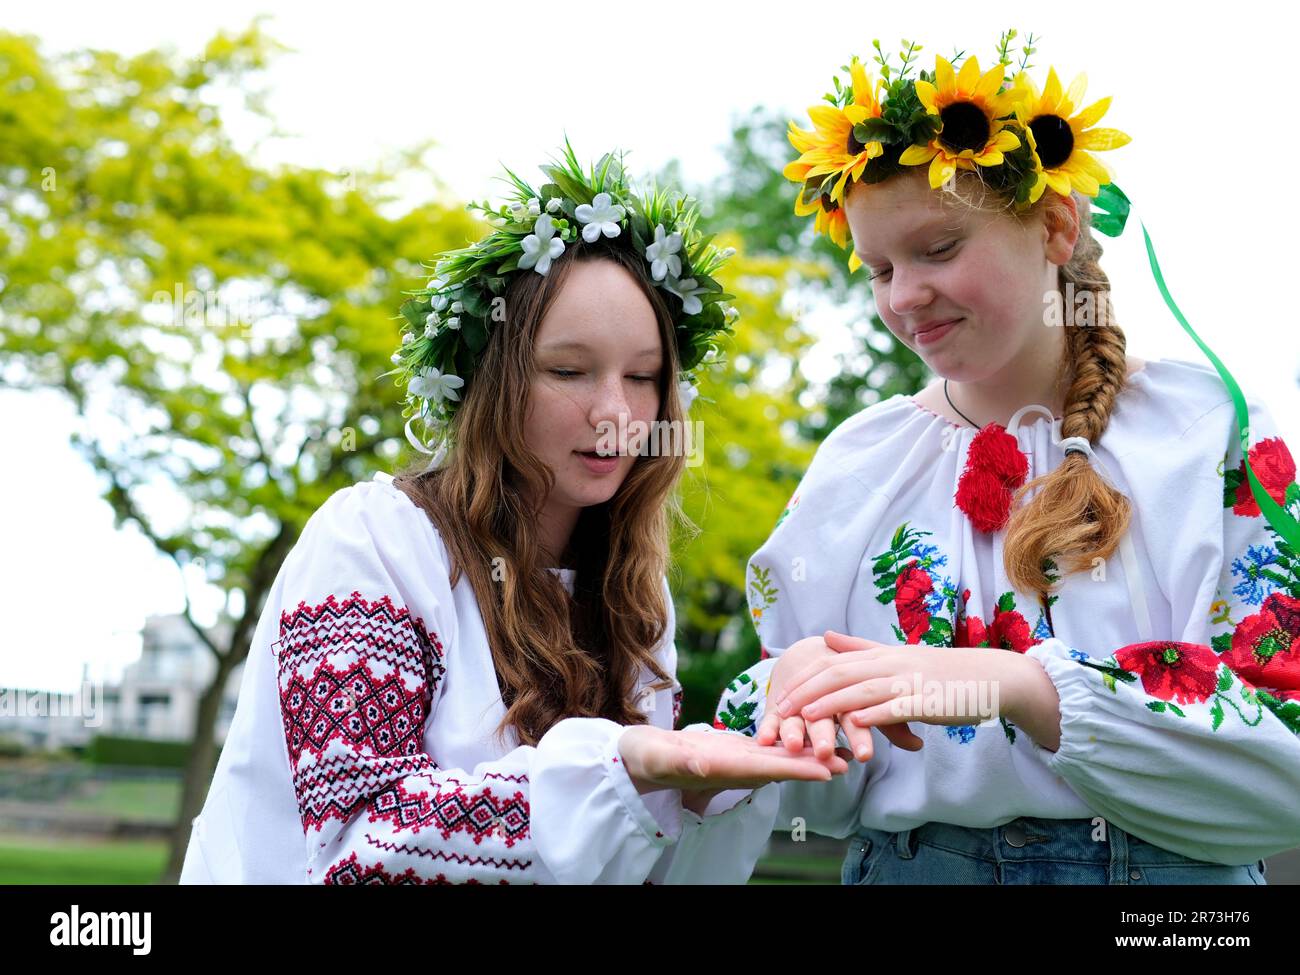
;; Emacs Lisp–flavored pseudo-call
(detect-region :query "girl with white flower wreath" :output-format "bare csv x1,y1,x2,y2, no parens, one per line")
713,32,1300,885
180,141,848,885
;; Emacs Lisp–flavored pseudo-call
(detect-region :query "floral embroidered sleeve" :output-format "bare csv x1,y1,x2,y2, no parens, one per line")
711,432,893,839
1023,400,1300,865
274,483,699,884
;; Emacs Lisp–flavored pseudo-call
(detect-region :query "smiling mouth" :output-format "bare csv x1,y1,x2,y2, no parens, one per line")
915,317,962,337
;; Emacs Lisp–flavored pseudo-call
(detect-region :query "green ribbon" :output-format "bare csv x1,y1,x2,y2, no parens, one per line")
1093,182,1300,550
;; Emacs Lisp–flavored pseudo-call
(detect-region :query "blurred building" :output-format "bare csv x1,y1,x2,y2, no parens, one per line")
0,613,243,752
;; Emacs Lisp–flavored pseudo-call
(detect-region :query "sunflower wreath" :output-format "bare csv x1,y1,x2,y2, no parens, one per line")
784,29,1131,270
384,138,739,455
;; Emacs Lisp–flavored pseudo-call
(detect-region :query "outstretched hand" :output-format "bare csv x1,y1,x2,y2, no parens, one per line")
618,724,849,800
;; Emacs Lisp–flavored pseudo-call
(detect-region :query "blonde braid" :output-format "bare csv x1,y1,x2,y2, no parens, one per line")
1003,193,1134,594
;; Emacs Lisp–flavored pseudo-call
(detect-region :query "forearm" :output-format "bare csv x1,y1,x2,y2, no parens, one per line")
1007,653,1062,752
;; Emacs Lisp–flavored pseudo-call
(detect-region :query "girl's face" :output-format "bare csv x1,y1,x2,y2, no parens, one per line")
844,170,1076,383
524,258,663,514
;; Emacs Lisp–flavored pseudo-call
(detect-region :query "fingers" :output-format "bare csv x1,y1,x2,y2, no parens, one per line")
807,715,837,762
780,715,808,754
755,708,782,746
878,721,925,751
837,713,876,762
849,696,922,730
776,659,891,719
799,678,892,722
824,629,886,653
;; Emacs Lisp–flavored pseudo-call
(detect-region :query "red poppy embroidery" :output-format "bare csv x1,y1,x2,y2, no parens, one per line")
988,605,1035,653
894,563,934,644
1227,591,1300,690
1230,437,1297,517
955,423,1029,533
1113,641,1221,705
954,588,1040,653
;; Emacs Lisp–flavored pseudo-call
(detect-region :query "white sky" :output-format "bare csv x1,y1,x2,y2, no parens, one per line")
3,0,1298,692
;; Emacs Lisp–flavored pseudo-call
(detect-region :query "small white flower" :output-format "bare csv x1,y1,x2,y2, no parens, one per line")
508,201,527,219
451,301,464,314
645,224,683,281
446,316,461,330
720,247,737,259
518,214,566,275
424,321,437,338
431,293,450,312
574,191,625,243
723,305,740,324
527,197,541,216
401,333,414,345
678,379,699,412
425,310,439,327
408,366,465,403
664,276,705,315
391,352,403,364
546,197,563,213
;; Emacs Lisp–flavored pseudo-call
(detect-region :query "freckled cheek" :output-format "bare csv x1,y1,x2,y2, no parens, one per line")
525,387,587,457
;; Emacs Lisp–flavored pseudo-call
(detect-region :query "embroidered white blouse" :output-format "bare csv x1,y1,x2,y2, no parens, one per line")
180,474,779,884
714,357,1300,866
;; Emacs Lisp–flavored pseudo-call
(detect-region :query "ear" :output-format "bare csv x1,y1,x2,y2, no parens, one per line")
1041,192,1080,266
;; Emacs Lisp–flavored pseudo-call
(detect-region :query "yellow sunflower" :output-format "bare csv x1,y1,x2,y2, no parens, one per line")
901,54,1022,189
794,185,861,271
783,58,886,206
1009,67,1131,198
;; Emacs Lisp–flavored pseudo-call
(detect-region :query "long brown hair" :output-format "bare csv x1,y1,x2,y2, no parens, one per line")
392,243,690,747
869,167,1133,594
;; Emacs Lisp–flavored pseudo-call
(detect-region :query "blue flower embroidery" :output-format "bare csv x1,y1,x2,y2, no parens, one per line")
909,542,949,571
946,724,977,744
1230,544,1280,606
924,575,957,615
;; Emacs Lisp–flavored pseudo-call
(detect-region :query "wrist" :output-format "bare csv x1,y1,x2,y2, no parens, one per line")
680,788,720,816
1007,653,1061,751
619,727,673,796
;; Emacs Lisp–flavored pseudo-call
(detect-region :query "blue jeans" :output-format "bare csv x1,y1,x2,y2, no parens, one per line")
842,817,1268,885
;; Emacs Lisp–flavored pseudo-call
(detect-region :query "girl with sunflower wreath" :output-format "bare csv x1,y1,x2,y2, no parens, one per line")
714,31,1300,884
180,143,850,885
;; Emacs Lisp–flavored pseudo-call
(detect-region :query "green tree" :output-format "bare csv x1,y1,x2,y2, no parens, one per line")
0,23,480,882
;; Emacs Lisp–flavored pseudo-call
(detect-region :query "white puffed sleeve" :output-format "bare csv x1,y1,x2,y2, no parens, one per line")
194,481,699,884
712,432,896,840
1023,397,1300,865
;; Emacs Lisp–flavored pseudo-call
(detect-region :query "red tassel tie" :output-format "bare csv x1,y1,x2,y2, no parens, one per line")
955,423,1029,533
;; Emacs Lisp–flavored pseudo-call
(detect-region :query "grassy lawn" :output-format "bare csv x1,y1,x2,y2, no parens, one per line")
62,778,180,822
0,832,167,884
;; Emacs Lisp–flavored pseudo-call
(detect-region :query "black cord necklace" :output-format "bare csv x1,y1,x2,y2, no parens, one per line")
943,379,981,429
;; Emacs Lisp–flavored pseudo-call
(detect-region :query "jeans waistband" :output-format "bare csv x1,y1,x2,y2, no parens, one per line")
853,817,1218,875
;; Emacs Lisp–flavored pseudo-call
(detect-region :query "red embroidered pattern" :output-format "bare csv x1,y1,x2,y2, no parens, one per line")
324,850,522,885
276,589,538,882
278,591,446,831
369,778,529,846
